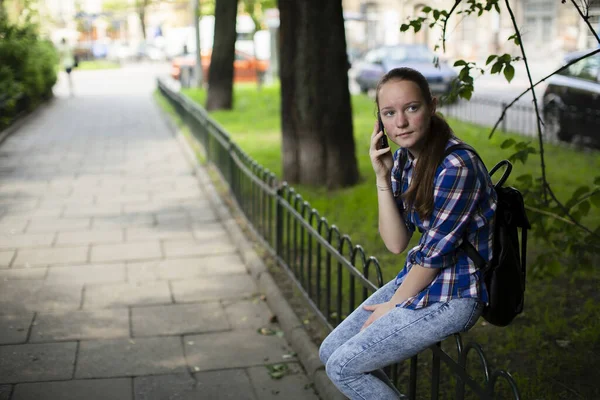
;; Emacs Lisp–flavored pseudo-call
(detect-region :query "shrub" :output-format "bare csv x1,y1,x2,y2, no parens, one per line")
0,9,58,129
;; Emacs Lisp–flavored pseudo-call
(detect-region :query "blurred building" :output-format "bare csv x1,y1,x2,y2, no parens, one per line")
342,0,600,62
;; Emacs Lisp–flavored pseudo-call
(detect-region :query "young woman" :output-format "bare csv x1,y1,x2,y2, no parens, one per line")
318,67,497,399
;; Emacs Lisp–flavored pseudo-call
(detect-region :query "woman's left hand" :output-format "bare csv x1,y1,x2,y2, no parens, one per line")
361,302,395,331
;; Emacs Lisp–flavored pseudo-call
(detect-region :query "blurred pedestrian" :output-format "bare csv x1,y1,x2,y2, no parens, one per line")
58,38,76,96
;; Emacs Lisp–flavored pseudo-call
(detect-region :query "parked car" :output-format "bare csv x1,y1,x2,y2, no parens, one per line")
542,51,600,147
170,49,269,84
354,44,457,95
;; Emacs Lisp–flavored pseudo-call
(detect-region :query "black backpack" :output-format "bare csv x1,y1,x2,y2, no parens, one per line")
444,144,531,327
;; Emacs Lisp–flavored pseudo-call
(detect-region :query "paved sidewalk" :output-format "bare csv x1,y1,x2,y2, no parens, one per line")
0,65,320,400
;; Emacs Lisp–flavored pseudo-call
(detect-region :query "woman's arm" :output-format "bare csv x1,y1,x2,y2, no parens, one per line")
376,176,411,254
389,264,438,305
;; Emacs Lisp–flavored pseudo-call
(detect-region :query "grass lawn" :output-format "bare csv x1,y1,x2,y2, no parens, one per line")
168,83,600,399
77,60,121,70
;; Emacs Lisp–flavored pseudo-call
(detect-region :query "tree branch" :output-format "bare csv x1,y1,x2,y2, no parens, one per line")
571,0,600,44
544,184,599,238
488,48,600,139
442,0,463,52
504,0,549,202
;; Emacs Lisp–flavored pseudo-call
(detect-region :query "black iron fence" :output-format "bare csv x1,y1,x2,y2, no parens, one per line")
157,78,522,400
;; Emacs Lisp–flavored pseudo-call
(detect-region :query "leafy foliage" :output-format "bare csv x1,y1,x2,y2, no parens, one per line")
0,6,58,129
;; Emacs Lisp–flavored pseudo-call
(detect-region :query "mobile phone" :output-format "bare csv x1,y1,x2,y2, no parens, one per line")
377,115,389,149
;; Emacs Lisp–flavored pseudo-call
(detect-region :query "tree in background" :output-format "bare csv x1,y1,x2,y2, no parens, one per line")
240,0,275,32
205,0,238,110
278,0,359,188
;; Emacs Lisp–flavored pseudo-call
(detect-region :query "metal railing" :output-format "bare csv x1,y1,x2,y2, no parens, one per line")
157,78,522,400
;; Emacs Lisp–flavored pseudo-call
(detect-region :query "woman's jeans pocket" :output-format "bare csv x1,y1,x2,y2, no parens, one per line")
462,300,484,332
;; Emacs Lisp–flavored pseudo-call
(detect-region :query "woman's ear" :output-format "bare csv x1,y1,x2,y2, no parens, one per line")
430,97,438,115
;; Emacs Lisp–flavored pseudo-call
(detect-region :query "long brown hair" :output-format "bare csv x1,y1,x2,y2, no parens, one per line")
375,67,455,220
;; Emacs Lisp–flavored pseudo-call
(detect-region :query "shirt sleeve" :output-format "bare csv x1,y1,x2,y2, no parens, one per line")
412,156,482,268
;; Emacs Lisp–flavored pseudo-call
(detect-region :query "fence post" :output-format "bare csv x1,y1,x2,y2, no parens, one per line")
275,186,284,257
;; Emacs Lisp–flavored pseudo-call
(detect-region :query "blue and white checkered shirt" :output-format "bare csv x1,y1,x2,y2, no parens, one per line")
390,138,497,309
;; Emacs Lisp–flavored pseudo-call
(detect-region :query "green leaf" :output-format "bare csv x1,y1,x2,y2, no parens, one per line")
501,138,516,149
504,64,515,82
454,60,467,67
422,6,432,13
491,61,503,74
486,55,497,65
591,191,600,208
578,201,591,216
460,89,473,101
594,176,600,186
400,24,410,32
500,53,512,62
433,9,440,19
516,174,533,185
573,186,591,200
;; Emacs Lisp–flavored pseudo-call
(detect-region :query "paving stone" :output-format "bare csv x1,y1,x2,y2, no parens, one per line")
247,363,319,400
125,226,193,241
132,302,230,337
0,232,55,249
0,313,34,344
0,218,28,235
46,263,126,285
92,214,155,230
163,238,236,258
13,246,89,267
134,371,256,400
192,223,228,241
91,242,162,263
84,281,171,308
0,342,77,384
56,230,124,245
12,378,132,400
5,207,64,219
0,267,47,280
95,193,149,204
151,255,247,281
26,218,91,233
184,330,295,371
0,250,15,267
223,299,278,330
31,309,129,342
0,385,10,400
151,191,203,203
172,274,257,303
126,260,160,283
63,204,122,218
75,337,187,379
0,281,82,314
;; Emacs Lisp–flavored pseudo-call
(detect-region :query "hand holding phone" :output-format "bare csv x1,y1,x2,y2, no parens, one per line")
377,115,389,149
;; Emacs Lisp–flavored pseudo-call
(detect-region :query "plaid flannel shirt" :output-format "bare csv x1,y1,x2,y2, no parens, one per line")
390,138,497,309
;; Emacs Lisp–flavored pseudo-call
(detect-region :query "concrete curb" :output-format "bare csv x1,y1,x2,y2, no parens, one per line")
155,98,345,400
0,97,55,146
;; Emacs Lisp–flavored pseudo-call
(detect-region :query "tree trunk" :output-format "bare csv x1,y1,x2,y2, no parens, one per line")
278,0,359,189
206,0,238,111
138,7,147,40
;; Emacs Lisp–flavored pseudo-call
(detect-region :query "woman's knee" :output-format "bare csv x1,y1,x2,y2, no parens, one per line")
319,336,335,365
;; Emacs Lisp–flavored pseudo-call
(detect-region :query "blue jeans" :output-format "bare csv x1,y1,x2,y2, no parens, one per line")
319,279,483,400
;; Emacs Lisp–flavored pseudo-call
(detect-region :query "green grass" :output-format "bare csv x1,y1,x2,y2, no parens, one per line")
171,83,600,399
77,60,121,70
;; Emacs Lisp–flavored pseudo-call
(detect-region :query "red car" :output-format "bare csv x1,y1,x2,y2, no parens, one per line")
171,49,269,83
